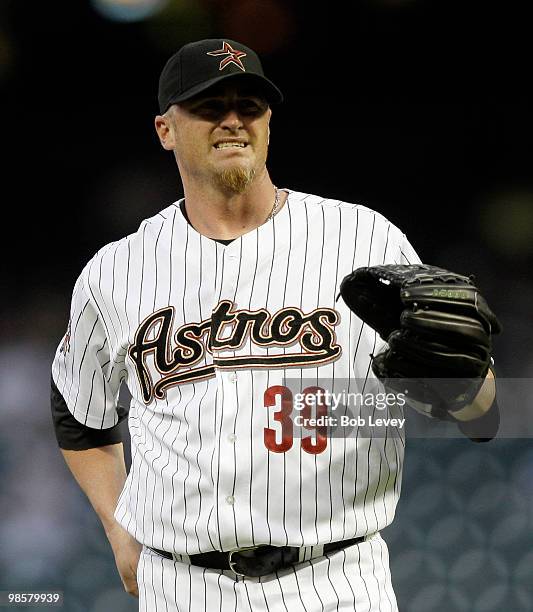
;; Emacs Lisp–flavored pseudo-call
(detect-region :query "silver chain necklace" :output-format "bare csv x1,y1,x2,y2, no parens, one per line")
267,187,280,222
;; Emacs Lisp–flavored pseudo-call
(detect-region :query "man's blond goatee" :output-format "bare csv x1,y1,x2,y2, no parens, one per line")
215,167,256,194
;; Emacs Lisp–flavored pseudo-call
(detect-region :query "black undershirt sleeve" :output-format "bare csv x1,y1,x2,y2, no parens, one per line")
51,377,127,450
457,399,500,443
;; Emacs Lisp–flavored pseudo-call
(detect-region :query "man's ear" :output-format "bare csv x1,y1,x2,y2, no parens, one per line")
154,114,176,151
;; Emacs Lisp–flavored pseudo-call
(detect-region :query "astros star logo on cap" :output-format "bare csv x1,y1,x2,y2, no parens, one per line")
207,41,247,72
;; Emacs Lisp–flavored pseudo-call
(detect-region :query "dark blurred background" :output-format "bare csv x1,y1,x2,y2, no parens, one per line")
1,1,532,610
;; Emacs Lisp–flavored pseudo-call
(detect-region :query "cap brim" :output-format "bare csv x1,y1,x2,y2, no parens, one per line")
163,72,283,112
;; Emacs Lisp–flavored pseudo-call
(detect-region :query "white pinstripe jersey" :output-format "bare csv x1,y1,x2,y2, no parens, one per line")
52,190,421,555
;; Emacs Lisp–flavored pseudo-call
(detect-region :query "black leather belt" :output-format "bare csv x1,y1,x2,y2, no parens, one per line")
148,536,365,577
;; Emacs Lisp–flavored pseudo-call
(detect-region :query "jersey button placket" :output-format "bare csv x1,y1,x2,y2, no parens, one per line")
214,244,242,549
214,371,240,549
222,243,239,296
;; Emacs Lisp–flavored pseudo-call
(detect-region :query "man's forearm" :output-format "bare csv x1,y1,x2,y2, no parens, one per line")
61,442,127,532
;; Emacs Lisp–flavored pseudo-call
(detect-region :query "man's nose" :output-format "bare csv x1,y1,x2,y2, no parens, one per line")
219,109,243,130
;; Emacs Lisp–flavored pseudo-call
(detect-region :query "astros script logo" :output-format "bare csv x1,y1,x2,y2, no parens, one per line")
207,41,247,72
129,300,342,403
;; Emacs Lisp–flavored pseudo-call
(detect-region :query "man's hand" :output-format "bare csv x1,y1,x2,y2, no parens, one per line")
105,522,142,598
338,264,502,417
60,445,141,595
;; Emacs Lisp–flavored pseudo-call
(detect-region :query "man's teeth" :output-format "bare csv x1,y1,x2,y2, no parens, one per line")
215,142,246,149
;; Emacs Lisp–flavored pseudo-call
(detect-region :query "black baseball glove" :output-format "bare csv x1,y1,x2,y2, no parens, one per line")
338,264,502,418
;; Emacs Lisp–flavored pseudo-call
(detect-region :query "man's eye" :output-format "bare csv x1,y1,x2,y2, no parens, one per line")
193,102,225,117
188,98,267,118
237,100,266,116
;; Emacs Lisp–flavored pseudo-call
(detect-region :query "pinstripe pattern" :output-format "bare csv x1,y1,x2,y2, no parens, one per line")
52,189,421,609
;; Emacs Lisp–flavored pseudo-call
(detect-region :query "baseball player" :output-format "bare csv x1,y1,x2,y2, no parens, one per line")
51,39,500,611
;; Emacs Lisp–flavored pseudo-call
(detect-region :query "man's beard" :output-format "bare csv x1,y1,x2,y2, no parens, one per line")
215,166,255,194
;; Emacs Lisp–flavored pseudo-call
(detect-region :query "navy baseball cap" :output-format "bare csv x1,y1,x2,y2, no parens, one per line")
158,39,283,114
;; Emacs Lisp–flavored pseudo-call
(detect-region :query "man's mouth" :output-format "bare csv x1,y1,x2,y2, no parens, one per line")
214,142,248,150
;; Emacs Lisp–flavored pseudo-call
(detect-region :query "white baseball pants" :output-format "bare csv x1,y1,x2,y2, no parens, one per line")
137,533,398,611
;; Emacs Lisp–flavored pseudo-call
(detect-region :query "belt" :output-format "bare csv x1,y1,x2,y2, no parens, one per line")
148,536,366,578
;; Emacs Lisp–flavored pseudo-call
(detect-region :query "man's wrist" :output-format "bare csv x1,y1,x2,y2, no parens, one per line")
103,517,127,540
448,368,496,422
